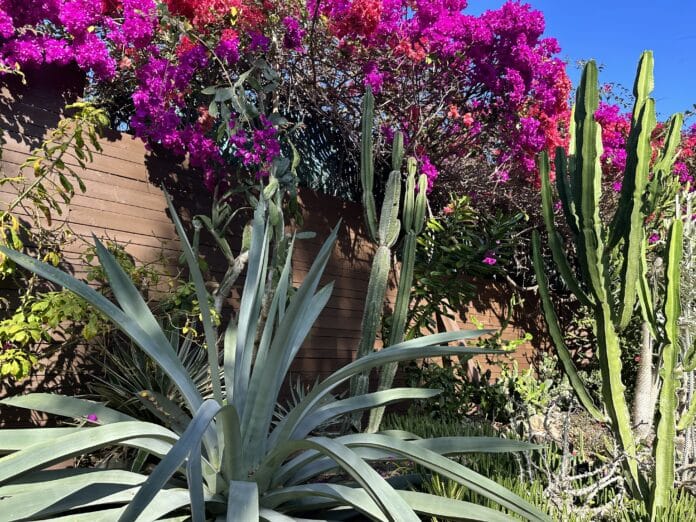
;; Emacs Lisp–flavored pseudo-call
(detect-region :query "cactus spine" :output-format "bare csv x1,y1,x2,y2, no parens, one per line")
533,53,687,508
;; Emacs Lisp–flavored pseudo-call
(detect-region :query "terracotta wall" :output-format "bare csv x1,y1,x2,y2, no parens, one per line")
0,72,538,424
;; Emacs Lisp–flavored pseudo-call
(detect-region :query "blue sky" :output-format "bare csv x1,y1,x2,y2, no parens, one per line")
467,1,696,120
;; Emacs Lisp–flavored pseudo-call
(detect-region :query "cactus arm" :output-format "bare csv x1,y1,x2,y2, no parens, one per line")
653,113,683,177
637,240,659,340
685,340,696,373
378,171,402,248
402,158,415,232
609,52,654,250
554,147,580,237
351,90,403,427
632,51,655,116
413,171,427,234
350,245,392,403
387,233,417,348
360,88,378,242
615,98,657,328
573,61,643,497
351,163,402,422
644,113,683,219
367,233,417,433
532,231,605,422
677,396,696,432
651,218,683,519
392,131,404,172
572,61,608,303
595,305,644,498
539,152,593,307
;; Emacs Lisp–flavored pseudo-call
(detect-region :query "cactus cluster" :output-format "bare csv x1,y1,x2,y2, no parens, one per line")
532,52,694,518
349,88,428,432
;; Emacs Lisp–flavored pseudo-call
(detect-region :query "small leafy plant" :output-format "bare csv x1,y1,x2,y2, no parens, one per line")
0,102,109,378
410,194,525,337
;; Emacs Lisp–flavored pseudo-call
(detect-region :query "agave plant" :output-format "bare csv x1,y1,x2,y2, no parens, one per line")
0,193,549,521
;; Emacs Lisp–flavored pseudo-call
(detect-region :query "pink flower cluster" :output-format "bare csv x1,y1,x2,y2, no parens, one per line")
593,101,695,192
0,1,579,195
311,0,572,185
0,0,121,79
283,16,305,52
594,102,630,177
229,115,281,178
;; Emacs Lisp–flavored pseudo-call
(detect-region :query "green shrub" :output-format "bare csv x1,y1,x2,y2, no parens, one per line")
410,194,525,337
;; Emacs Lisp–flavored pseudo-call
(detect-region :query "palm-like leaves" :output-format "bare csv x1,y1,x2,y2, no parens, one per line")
0,195,549,521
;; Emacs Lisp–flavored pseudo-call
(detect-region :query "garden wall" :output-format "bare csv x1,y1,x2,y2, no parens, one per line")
0,71,539,425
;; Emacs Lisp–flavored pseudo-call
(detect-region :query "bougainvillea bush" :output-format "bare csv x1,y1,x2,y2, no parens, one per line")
0,0,575,199
2,1,695,206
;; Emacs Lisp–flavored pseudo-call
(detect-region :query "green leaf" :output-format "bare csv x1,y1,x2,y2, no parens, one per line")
232,201,270,416
0,469,146,520
260,437,420,521
531,233,605,422
227,481,259,521
214,87,235,102
261,483,387,521
0,428,81,451
46,488,195,521
120,400,222,521
398,490,516,522
0,393,134,424
278,435,540,488
164,192,223,408
0,422,178,484
258,508,296,521
345,434,549,522
268,330,495,458
291,388,440,440
242,226,338,469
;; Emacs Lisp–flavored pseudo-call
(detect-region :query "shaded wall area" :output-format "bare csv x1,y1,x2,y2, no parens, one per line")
0,72,539,426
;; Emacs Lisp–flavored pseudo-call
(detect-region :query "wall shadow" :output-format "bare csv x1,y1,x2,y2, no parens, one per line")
0,65,86,151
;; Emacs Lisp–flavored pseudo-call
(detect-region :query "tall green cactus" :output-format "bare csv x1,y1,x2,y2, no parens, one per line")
349,88,403,427
533,52,686,510
651,217,683,518
367,157,428,433
350,88,428,431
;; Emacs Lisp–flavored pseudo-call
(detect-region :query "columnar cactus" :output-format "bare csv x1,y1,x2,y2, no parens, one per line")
349,88,428,431
367,156,428,433
532,52,692,516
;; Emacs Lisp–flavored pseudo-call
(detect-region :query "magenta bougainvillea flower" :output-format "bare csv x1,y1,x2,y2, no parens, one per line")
2,0,693,197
